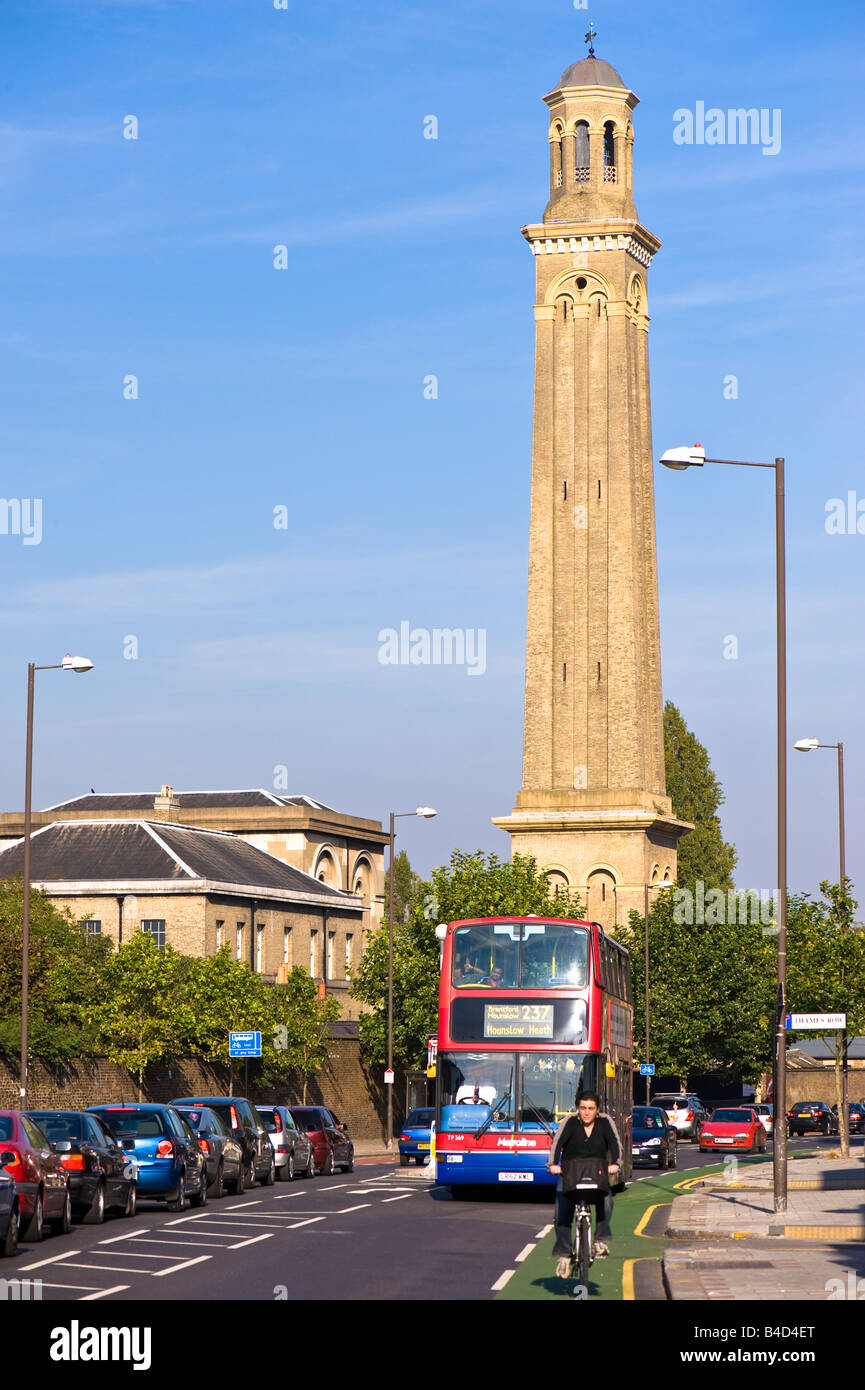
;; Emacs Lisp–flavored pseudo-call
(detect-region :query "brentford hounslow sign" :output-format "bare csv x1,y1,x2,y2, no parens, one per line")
785,1013,847,1030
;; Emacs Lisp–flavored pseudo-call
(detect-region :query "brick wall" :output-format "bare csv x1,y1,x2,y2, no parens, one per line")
0,1041,407,1140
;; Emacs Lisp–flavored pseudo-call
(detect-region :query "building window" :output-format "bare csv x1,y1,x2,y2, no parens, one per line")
603,121,616,169
575,120,590,178
142,919,166,951
216,920,224,950
309,929,318,977
256,924,264,972
345,933,353,975
283,925,291,965
327,930,336,979
236,923,244,960
82,920,101,936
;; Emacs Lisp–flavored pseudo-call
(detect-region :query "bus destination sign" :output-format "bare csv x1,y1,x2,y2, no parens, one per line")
483,1003,554,1040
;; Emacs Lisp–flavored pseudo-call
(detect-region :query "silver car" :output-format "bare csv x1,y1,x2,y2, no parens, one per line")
256,1105,315,1181
653,1094,708,1142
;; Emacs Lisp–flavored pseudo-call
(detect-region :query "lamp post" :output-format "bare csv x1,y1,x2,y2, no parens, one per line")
21,654,94,1103
660,444,788,1213
643,877,674,1103
385,806,436,1150
794,735,849,1153
793,737,845,887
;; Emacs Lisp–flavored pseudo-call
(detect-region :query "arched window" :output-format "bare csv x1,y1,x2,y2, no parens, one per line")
575,121,590,181
551,124,563,189
603,122,617,182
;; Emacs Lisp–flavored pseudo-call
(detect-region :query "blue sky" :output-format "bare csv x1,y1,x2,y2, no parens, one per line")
1,0,863,900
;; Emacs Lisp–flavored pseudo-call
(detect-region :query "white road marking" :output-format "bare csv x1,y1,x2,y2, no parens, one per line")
99,1230,146,1245
287,1217,326,1229
228,1233,275,1249
491,1269,515,1291
153,1254,212,1277
79,1285,131,1301
112,1235,238,1249
58,1261,170,1275
224,1200,260,1209
535,1224,552,1239
515,1243,535,1263
274,1191,310,1198
381,1195,413,1203
33,1280,103,1291
18,1251,81,1271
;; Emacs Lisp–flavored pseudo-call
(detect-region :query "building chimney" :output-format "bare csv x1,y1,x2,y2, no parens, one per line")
153,784,179,817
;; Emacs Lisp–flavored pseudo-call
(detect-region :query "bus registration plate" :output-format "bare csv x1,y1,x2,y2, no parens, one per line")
498,1172,533,1182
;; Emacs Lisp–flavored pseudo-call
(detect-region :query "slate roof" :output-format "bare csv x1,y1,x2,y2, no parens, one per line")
0,820,355,902
42,790,336,814
556,56,625,89
789,1036,865,1061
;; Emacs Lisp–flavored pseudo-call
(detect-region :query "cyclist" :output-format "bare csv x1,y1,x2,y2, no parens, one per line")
546,1091,620,1277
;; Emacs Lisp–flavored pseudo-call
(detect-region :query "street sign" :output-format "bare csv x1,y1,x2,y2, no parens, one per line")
639,1063,655,1076
229,1030,262,1057
384,1068,395,1084
785,1013,846,1030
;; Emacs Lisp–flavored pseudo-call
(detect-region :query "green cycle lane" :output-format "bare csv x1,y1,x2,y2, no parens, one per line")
495,1156,777,1301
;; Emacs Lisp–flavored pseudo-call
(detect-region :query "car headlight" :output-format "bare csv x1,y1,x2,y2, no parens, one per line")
734,1133,749,1138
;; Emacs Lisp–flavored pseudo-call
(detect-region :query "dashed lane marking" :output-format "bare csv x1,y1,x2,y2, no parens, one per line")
381,1195,413,1203
18,1250,82,1272
535,1224,552,1239
514,1244,536,1264
286,1217,325,1229
80,1285,131,1301
228,1233,275,1249
491,1269,515,1292
153,1255,212,1277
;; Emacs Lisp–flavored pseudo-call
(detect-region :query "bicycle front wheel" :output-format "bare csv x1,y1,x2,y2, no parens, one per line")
577,1212,592,1286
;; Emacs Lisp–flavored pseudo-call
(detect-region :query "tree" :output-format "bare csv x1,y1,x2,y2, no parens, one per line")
787,880,865,1158
620,890,775,1087
383,850,420,925
0,877,112,1064
91,934,196,1099
664,701,737,889
350,850,585,1069
267,966,341,1102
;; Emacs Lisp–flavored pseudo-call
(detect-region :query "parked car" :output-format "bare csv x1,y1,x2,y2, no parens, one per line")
171,1097,274,1188
0,1171,19,1258
786,1101,839,1137
0,1110,71,1241
28,1110,137,1224
631,1106,678,1168
173,1106,244,1197
752,1103,774,1139
89,1104,207,1209
652,1094,708,1142
398,1108,434,1166
255,1105,315,1181
831,1102,864,1135
288,1106,354,1174
699,1107,766,1154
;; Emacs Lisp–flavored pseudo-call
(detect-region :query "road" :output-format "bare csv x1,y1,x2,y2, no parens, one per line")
11,1135,842,1303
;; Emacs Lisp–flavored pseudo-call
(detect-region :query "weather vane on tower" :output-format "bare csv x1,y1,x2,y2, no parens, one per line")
584,21,597,58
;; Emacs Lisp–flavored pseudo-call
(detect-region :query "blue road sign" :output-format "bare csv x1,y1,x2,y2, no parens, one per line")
639,1063,655,1076
785,1014,792,1029
229,1031,262,1058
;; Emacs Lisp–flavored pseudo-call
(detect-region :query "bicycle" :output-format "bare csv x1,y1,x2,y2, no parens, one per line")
568,1178,599,1292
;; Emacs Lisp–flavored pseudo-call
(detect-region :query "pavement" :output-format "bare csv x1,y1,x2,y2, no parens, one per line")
663,1152,865,1301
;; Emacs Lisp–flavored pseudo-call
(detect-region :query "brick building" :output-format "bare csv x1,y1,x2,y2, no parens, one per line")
0,818,368,1019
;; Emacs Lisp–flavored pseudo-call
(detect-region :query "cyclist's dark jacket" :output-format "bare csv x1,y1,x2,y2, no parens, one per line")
549,1115,620,1194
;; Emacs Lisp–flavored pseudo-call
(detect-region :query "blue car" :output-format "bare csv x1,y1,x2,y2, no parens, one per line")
398,1108,434,1166
631,1105,678,1169
88,1104,207,1210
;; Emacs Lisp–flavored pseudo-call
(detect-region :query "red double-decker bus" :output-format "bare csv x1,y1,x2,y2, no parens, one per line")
434,916,632,1189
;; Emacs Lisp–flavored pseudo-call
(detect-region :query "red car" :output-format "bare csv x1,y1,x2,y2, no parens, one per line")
698,1107,767,1155
288,1106,354,1175
0,1111,72,1241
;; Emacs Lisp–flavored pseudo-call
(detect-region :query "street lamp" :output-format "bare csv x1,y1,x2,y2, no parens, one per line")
793,737,845,886
385,806,437,1151
643,877,674,1103
659,444,788,1213
21,655,94,1102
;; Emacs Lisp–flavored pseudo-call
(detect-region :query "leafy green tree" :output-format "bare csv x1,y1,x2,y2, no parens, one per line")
350,850,585,1069
787,880,865,1157
267,966,341,1101
0,877,112,1064
383,850,420,925
620,890,775,1086
664,701,737,889
91,934,196,1099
